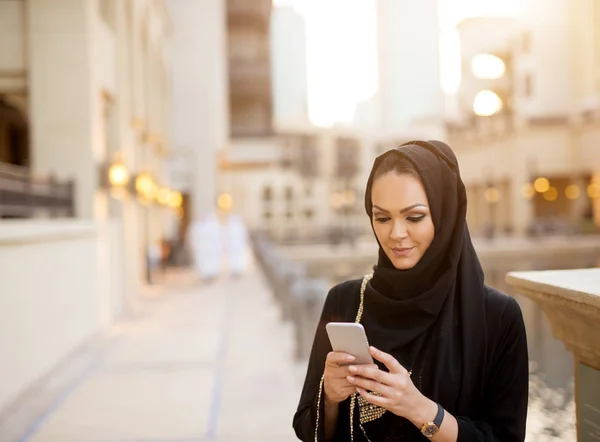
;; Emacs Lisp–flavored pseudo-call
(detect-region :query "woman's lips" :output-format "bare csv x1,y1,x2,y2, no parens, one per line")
391,247,415,257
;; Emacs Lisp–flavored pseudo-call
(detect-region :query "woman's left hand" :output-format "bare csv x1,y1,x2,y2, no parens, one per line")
346,346,438,426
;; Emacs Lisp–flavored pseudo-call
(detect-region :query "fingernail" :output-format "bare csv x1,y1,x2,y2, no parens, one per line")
370,346,378,352
349,365,357,373
347,375,355,382
347,354,355,361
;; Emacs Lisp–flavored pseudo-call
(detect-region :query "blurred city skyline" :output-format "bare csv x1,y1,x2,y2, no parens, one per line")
272,0,521,127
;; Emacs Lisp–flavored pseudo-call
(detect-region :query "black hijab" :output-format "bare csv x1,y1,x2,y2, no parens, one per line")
361,140,488,417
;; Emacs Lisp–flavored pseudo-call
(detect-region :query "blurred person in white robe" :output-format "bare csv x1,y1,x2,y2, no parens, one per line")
226,213,249,277
189,213,223,282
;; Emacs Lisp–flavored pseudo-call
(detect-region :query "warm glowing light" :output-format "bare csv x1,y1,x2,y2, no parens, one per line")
534,177,550,193
543,187,558,202
108,163,129,187
473,90,503,116
218,193,233,210
472,54,506,79
589,183,600,199
135,173,158,200
342,189,356,206
484,187,500,203
521,183,535,199
157,188,171,205
565,184,580,200
330,192,344,209
169,191,183,208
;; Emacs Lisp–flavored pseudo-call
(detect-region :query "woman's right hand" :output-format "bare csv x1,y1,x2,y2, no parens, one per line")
323,352,378,404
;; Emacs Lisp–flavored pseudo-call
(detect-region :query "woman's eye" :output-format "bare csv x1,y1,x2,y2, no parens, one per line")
375,217,390,223
407,215,426,223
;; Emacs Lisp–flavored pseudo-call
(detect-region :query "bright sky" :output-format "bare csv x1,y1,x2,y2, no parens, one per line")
272,0,521,127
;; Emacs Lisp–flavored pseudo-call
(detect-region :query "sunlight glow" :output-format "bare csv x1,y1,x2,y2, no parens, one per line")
473,90,503,116
275,0,378,127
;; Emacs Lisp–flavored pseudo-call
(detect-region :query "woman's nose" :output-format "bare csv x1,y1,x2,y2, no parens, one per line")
390,220,408,240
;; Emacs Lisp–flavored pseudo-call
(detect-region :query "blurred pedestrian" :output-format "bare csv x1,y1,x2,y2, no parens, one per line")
294,141,528,441
225,213,249,277
189,213,222,282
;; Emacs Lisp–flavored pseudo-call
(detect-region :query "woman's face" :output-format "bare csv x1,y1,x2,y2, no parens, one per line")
371,172,435,270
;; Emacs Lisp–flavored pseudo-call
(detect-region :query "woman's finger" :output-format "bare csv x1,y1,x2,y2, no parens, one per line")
348,364,396,387
347,375,393,398
369,346,407,375
325,351,356,367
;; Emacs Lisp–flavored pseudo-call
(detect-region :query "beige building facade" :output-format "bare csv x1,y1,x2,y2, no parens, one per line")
447,0,600,235
0,0,176,414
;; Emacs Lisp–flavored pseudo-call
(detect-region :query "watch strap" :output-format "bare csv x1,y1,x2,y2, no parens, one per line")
433,402,444,428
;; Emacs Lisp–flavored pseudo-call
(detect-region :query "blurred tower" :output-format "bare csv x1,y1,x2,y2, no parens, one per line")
375,0,445,139
270,5,310,131
227,0,273,137
167,0,229,224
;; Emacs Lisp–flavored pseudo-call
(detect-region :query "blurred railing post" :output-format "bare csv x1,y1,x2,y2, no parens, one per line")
506,269,600,442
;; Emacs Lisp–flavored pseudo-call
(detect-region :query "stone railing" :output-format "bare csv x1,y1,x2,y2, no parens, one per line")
506,268,600,442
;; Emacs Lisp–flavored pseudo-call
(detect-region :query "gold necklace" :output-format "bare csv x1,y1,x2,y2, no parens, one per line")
349,274,413,442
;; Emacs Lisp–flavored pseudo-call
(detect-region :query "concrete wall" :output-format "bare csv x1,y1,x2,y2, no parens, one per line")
167,0,229,221
0,1,26,73
0,220,123,412
516,0,576,116
27,0,97,218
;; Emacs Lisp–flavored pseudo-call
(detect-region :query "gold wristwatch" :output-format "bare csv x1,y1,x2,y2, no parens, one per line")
420,402,444,438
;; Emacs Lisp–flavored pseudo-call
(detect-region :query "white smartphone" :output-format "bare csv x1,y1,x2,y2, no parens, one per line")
325,322,374,365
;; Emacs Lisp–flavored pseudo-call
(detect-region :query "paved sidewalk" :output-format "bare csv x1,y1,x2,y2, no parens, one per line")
0,261,304,442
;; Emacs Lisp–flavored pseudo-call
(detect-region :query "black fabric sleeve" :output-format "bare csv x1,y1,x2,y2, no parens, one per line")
292,285,339,441
456,296,529,442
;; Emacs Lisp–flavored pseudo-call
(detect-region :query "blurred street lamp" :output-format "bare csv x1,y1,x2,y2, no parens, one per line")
330,191,344,210
218,192,233,211
565,184,581,200
135,172,158,202
473,90,503,116
168,191,183,209
534,177,550,193
472,54,506,80
588,183,600,199
483,186,500,204
108,162,130,188
543,186,558,202
157,187,171,206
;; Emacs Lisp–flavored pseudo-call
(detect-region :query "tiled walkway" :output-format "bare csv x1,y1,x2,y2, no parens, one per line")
0,262,304,442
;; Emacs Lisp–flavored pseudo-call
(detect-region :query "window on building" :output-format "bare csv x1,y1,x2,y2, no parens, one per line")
304,209,314,219
263,186,273,201
524,74,533,98
285,186,293,201
305,184,312,198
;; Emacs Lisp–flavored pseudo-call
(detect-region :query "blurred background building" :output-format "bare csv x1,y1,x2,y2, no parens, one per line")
0,0,180,413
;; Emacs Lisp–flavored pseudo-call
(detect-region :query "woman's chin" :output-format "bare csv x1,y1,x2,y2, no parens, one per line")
389,254,419,270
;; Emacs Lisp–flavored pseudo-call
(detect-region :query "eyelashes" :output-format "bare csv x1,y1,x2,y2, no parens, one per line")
374,215,426,224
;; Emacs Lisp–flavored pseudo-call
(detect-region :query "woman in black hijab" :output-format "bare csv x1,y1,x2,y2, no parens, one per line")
293,141,529,441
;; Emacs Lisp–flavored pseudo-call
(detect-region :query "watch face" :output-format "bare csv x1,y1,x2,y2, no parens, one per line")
423,424,439,438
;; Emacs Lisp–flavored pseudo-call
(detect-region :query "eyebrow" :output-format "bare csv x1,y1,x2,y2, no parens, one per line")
372,204,428,214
